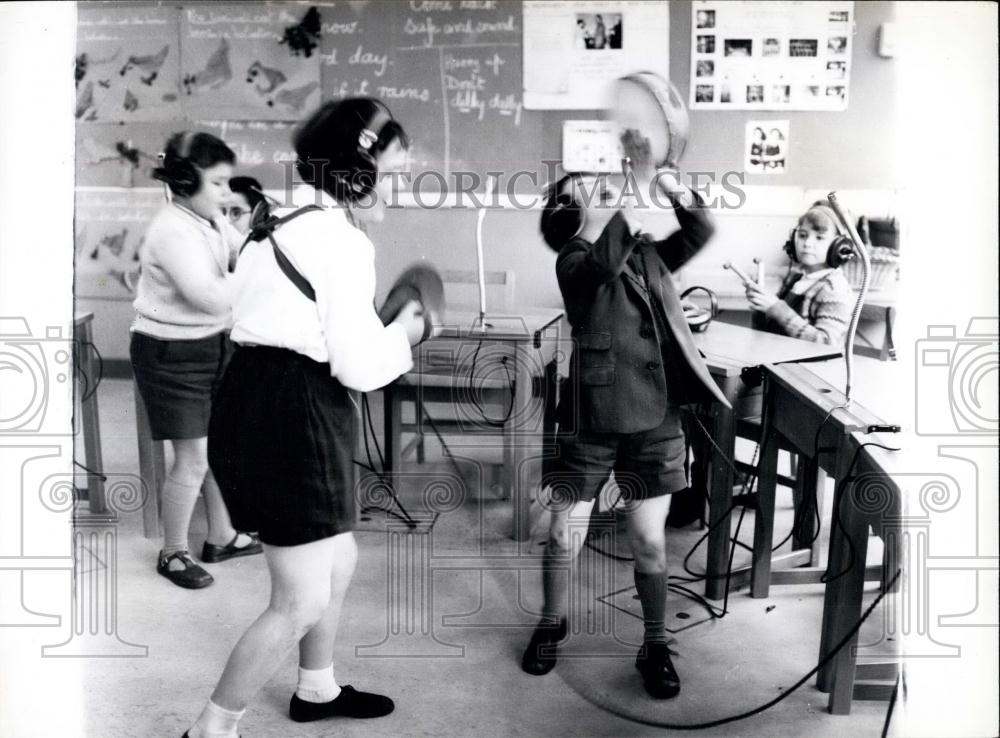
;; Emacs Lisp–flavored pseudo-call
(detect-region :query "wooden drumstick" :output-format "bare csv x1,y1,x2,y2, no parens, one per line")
723,262,755,287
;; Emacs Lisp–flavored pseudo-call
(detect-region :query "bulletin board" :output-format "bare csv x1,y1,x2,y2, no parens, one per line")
688,0,854,111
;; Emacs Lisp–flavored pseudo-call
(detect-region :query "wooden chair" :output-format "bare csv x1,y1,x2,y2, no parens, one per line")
389,269,517,495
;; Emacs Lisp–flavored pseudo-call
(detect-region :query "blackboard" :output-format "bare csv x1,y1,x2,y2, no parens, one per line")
75,1,551,193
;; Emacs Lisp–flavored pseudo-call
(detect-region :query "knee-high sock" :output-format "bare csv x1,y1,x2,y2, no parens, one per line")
634,569,668,645
541,546,570,625
161,473,201,555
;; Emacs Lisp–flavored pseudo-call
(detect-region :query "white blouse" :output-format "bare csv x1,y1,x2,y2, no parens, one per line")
229,185,413,392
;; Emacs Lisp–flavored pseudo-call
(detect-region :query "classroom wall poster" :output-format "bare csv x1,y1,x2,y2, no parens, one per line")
74,189,165,299
523,0,669,110
690,1,853,111
180,3,322,120
745,120,789,174
76,6,182,123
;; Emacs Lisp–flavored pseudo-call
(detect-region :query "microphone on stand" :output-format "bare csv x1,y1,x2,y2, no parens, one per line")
827,191,871,403
475,174,497,330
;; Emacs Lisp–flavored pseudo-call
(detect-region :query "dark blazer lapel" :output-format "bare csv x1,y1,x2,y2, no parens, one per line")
622,254,652,307
644,247,732,408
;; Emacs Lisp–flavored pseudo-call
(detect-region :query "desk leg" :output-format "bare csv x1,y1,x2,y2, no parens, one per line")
135,388,165,540
750,405,779,599
817,438,871,713
383,384,402,486
792,457,826,564
78,323,107,514
511,346,547,543
883,306,897,361
705,397,736,601
827,477,871,715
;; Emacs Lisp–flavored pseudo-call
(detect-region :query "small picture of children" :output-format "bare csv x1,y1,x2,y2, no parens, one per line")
828,36,847,54
745,120,789,174
696,60,715,78
697,34,716,54
575,13,623,50
827,61,846,79
696,9,715,29
724,39,753,57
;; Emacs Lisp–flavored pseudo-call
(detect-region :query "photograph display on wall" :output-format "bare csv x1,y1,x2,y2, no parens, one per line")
689,1,853,111
523,0,669,109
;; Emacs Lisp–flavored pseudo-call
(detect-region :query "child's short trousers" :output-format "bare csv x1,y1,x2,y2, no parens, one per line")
544,406,688,503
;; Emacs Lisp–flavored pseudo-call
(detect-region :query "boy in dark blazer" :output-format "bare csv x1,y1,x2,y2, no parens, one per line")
521,167,729,699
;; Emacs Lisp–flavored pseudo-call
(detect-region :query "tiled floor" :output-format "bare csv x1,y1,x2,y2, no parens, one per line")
71,378,890,737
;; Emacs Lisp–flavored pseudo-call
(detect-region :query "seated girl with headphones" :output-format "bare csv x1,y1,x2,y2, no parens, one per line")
745,200,855,345
182,98,426,738
132,131,262,592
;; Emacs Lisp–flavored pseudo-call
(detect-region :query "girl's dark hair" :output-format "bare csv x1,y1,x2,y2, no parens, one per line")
153,131,235,196
228,176,266,212
293,98,408,204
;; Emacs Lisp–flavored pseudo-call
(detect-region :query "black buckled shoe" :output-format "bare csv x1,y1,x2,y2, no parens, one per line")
157,550,214,589
520,618,567,676
289,685,394,722
635,642,681,699
201,533,263,564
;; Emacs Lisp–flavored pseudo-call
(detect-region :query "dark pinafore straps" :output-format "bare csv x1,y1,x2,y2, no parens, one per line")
240,204,323,302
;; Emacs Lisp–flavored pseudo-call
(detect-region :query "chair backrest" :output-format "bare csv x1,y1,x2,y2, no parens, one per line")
440,269,515,311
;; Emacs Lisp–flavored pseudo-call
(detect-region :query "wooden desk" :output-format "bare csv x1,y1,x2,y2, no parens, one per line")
818,429,906,714
382,307,565,541
74,312,106,514
757,362,908,714
691,322,841,600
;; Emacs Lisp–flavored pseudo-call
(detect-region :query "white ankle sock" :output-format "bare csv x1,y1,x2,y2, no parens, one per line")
296,664,341,703
188,699,244,738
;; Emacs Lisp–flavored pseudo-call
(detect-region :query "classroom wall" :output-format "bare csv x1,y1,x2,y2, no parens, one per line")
77,1,899,362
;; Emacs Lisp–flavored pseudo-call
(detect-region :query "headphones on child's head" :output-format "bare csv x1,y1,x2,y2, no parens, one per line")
153,131,202,197
540,174,585,252
783,200,855,268
345,101,394,199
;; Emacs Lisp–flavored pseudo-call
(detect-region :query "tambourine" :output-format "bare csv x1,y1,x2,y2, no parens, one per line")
680,285,718,333
612,72,689,170
378,263,445,343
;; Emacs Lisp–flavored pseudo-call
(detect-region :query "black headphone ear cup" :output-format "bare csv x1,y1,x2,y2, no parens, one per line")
783,229,797,261
346,155,378,200
541,196,583,252
827,235,855,268
172,159,201,197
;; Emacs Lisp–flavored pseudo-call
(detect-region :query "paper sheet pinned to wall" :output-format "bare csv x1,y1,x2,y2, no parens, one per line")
180,4,321,120
523,1,669,110
76,6,181,123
